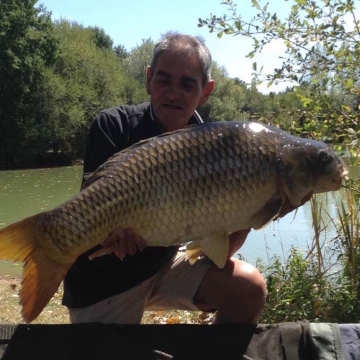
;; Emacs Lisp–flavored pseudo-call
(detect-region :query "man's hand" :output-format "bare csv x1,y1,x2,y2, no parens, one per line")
88,228,146,260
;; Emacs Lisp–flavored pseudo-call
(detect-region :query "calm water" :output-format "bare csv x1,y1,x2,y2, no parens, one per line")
0,166,339,276
0,166,83,276
241,195,338,264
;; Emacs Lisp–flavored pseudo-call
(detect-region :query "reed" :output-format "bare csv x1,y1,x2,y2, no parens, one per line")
309,195,325,273
307,192,339,277
333,162,360,293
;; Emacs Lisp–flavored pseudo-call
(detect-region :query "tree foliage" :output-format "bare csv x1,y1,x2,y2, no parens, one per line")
0,2,132,168
199,0,360,90
90,26,113,50
45,20,129,160
199,63,248,121
120,38,154,104
0,0,59,168
199,0,360,148
4,0,356,169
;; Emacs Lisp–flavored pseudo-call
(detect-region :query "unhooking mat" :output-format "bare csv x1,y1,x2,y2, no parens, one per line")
0,321,359,359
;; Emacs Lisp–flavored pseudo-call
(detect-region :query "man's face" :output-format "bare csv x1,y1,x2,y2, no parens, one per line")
146,49,214,132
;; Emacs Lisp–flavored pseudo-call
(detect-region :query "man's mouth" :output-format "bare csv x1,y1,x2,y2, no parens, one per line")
163,104,182,110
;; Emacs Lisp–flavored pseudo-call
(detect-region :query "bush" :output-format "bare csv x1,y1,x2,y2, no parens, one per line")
257,247,360,323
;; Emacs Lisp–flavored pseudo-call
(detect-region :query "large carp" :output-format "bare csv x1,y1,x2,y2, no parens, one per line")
0,121,347,322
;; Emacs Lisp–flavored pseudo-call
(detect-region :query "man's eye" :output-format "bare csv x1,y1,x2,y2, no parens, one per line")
156,78,170,85
182,82,195,90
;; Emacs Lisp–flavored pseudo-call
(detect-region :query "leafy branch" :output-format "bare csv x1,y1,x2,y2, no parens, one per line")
199,0,360,90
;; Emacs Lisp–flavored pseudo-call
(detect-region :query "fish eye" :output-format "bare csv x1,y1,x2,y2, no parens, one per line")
318,149,331,163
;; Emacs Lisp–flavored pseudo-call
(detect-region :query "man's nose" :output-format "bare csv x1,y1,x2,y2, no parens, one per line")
164,84,180,98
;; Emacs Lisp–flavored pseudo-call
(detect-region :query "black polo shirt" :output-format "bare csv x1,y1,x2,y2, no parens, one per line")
62,102,203,308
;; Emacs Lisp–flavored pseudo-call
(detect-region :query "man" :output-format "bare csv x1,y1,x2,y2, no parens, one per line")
62,32,267,324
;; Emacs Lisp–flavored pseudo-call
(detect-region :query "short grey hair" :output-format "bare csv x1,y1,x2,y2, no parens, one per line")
150,31,213,87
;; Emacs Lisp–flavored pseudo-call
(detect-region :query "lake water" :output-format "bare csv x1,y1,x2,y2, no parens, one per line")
0,165,339,276
0,166,83,276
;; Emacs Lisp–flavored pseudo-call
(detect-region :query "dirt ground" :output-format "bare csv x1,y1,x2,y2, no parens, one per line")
0,276,211,325
0,276,68,324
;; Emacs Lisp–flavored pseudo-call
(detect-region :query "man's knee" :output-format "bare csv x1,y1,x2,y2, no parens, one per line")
233,260,267,299
220,259,266,314
194,258,267,311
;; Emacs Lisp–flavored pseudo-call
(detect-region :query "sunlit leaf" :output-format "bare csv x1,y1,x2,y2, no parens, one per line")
346,78,354,89
251,0,261,9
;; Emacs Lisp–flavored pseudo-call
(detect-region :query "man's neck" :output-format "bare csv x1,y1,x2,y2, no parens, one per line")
149,106,202,132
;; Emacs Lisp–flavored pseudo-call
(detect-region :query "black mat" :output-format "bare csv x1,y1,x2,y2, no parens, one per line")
0,321,349,360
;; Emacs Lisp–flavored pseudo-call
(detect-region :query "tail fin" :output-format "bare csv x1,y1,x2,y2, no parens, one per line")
0,215,71,323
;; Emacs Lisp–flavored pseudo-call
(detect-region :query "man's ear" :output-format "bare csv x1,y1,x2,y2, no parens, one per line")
146,66,152,95
199,80,215,106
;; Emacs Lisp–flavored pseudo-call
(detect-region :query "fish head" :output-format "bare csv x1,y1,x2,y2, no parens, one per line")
308,146,348,193
277,139,348,206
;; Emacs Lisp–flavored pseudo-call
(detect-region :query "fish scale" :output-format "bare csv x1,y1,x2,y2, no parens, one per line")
0,121,347,322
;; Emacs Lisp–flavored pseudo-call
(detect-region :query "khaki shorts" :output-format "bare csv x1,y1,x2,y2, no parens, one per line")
69,251,213,324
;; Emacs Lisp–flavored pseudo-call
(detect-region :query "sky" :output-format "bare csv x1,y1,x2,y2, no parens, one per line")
37,0,292,93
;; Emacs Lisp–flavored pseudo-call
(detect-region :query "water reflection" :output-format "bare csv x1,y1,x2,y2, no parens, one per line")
0,166,82,226
239,193,338,265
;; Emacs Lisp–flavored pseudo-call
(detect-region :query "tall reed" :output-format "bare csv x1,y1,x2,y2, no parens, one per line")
333,158,360,293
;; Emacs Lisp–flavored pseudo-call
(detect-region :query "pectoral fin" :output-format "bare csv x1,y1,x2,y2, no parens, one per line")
186,233,229,269
250,197,284,230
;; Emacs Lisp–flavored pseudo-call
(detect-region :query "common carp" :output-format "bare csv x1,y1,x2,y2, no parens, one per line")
0,121,347,322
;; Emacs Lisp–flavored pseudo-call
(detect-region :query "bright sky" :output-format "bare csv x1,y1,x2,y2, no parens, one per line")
37,0,292,93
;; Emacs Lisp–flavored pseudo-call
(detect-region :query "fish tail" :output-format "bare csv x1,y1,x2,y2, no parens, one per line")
0,215,70,323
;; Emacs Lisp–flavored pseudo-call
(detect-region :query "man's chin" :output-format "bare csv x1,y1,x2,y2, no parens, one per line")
157,115,189,131
158,109,184,119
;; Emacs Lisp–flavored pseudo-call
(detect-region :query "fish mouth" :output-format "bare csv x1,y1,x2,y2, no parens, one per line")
341,168,349,181
337,162,349,183
326,166,349,191
315,163,349,193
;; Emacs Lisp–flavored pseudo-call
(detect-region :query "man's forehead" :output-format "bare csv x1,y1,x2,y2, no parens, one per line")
155,69,199,82
153,51,202,79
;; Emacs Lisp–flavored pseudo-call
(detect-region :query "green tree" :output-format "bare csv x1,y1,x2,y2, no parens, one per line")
120,38,154,104
241,78,267,117
90,26,113,50
199,63,248,122
0,0,59,168
113,44,129,60
43,20,129,161
122,38,154,85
